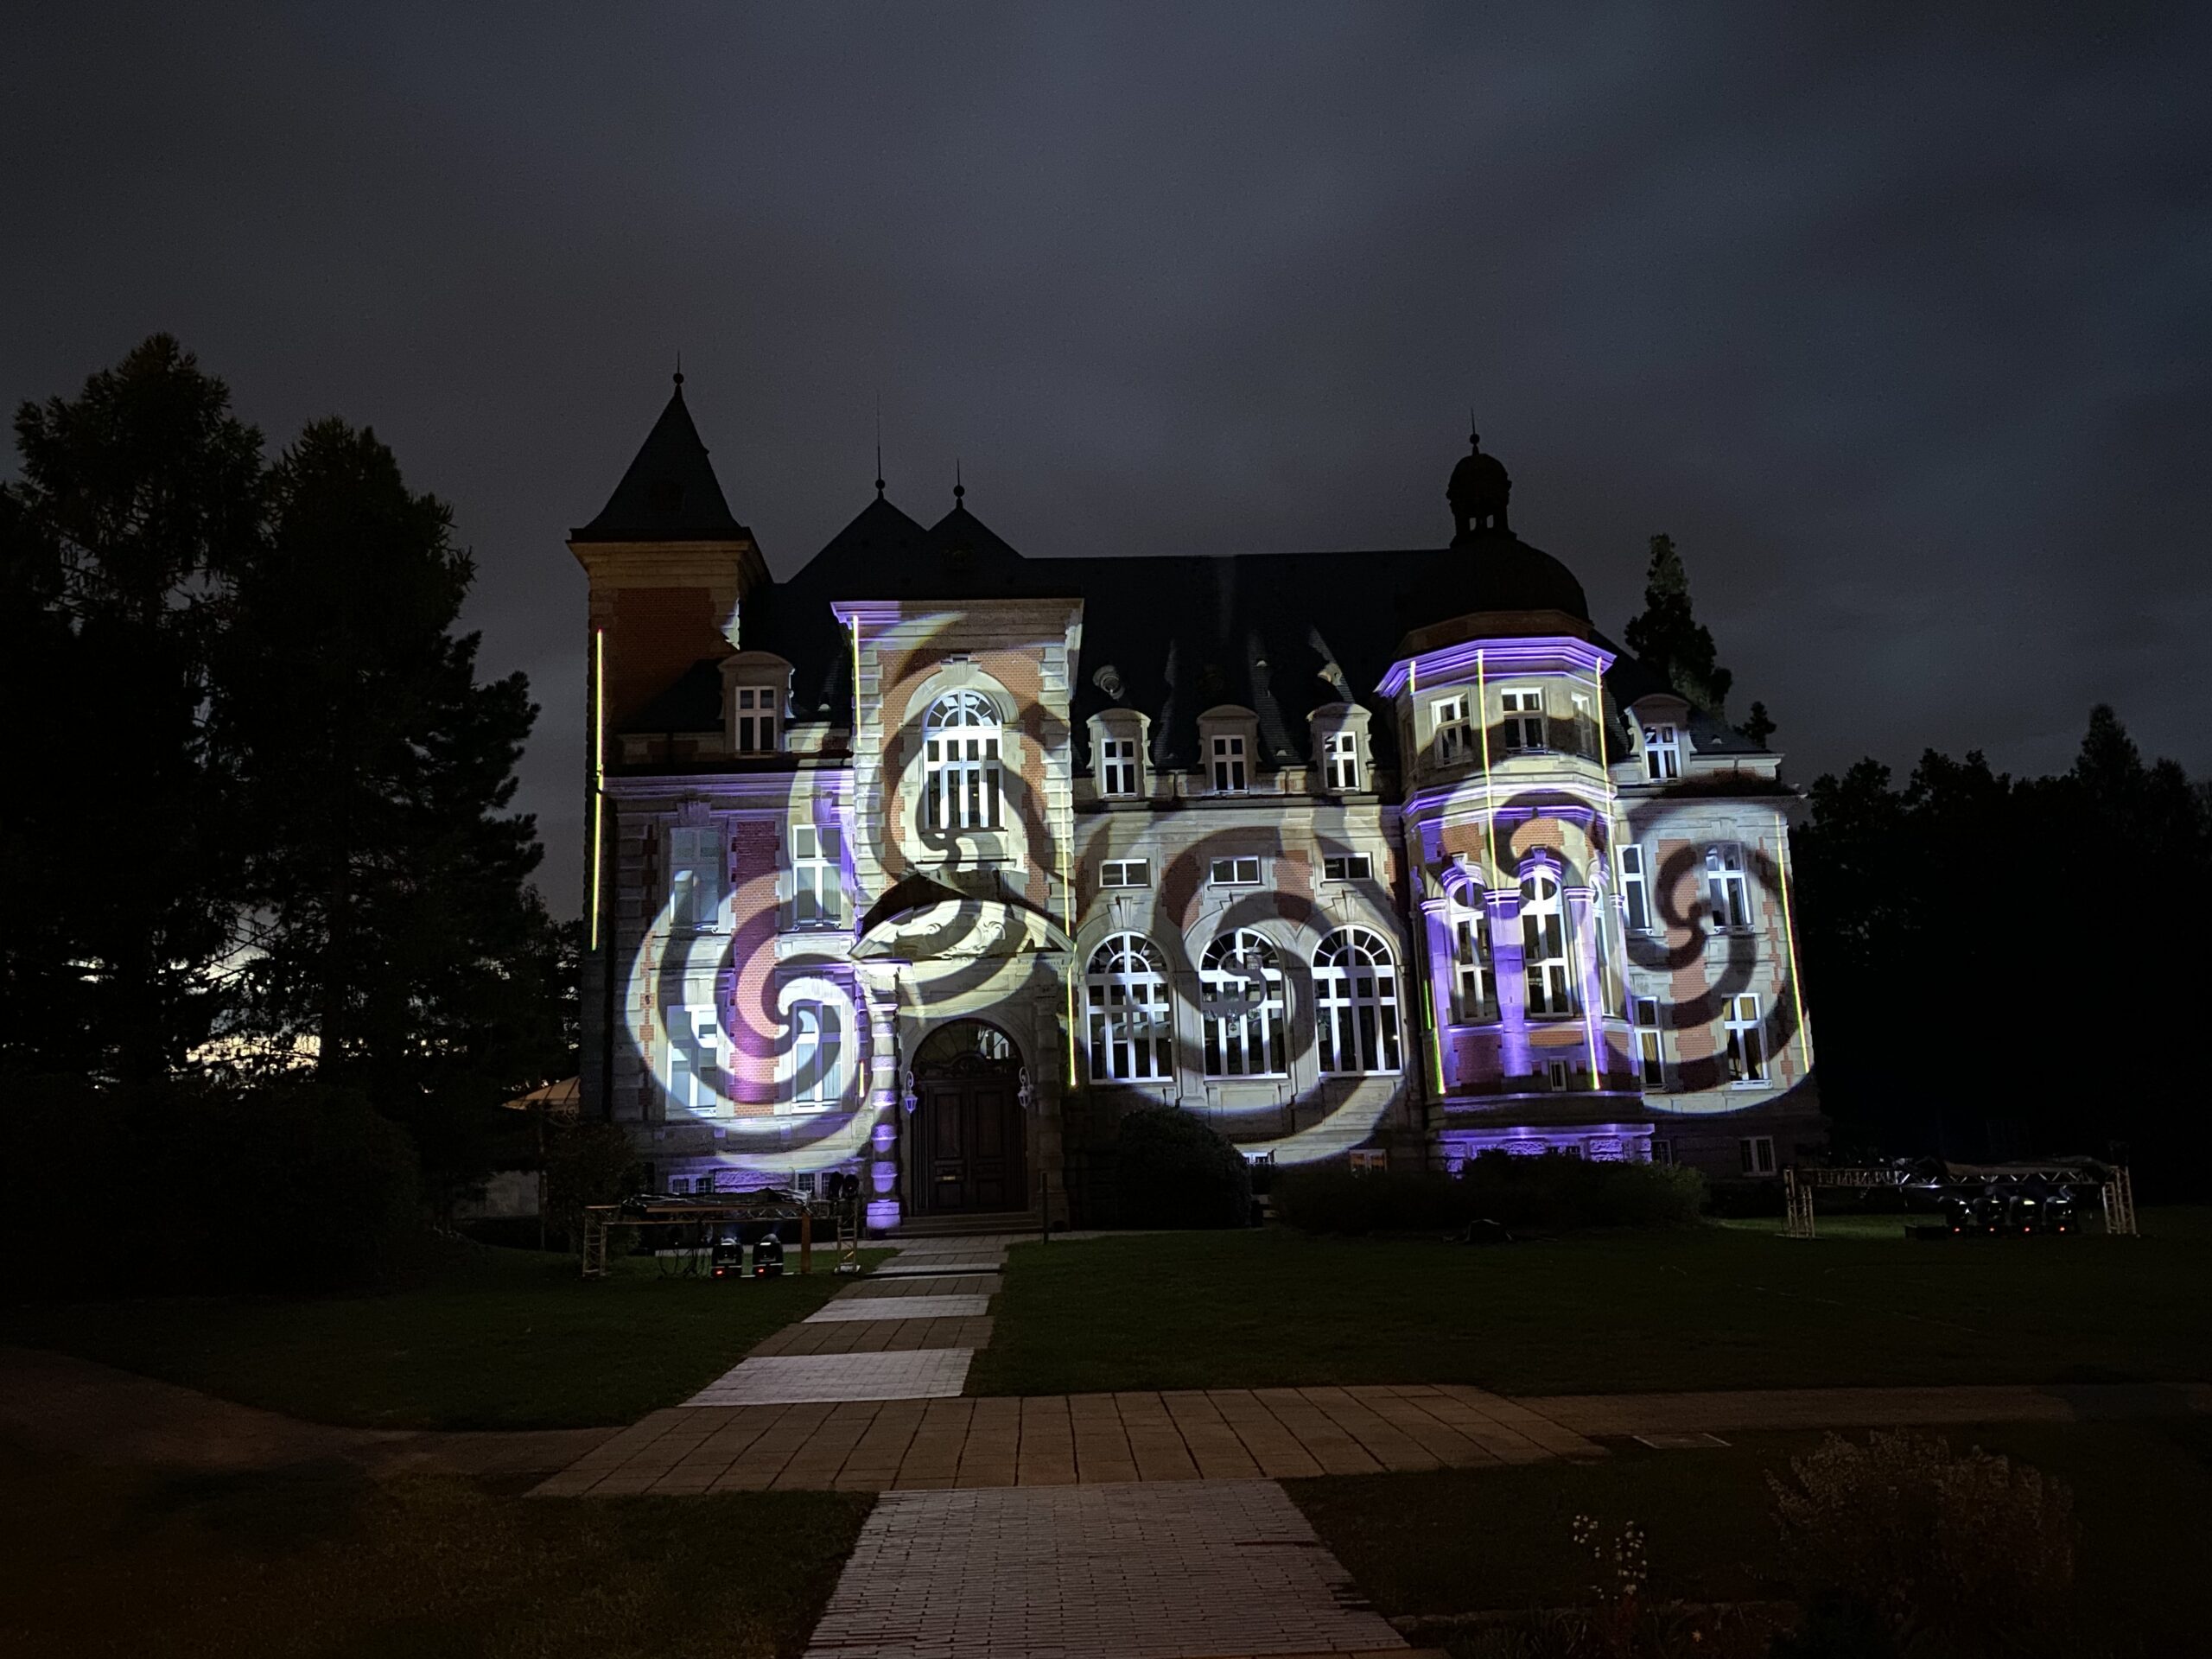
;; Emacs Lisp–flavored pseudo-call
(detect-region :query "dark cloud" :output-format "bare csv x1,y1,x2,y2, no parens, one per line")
7,3,2208,914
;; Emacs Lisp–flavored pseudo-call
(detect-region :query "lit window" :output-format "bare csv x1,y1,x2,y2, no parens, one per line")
1208,855,1261,887
1450,887,1496,1023
1643,721,1682,781
791,824,842,928
1211,733,1249,792
1099,858,1150,888
1521,870,1575,1017
734,685,781,753
1085,933,1173,1083
1100,736,1139,798
1200,929,1287,1077
1724,993,1767,1084
1706,845,1753,931
1433,695,1471,765
789,1000,842,1108
1631,995,1667,1088
923,690,1002,831
1313,927,1403,1075
1349,1148,1388,1175
1501,688,1544,751
1544,1059,1573,1093
1322,853,1372,881
1324,730,1362,791
1618,844,1652,931
1739,1135,1777,1175
668,826,722,930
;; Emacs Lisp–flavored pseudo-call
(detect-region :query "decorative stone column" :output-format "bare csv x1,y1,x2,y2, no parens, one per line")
1419,895,1458,1093
1488,884,1531,1084
855,962,906,1232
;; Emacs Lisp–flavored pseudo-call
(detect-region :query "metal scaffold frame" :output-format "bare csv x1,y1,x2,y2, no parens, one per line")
578,1185,868,1279
1782,1159,2139,1240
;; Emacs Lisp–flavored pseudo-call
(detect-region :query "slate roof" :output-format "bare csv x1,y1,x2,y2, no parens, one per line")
571,378,752,543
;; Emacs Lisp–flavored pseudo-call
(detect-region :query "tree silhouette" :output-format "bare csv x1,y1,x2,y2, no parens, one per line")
1623,533,1734,716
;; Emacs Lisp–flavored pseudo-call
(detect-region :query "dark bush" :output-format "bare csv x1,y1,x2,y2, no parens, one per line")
1702,1177,1789,1218
1273,1166,1465,1235
1,1072,423,1295
1459,1151,1706,1230
542,1116,640,1248
1112,1105,1251,1229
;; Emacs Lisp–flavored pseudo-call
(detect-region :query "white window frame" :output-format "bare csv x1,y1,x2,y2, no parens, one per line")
1569,690,1595,754
1643,721,1682,781
923,690,1003,831
787,999,843,1109
1631,995,1667,1089
733,683,781,754
1433,694,1471,765
1740,1135,1777,1176
1323,729,1361,792
1520,869,1575,1017
1724,993,1768,1085
1450,886,1496,1024
1707,844,1753,931
1208,855,1262,887
1313,926,1403,1076
1211,733,1249,793
1618,844,1652,932
1500,686,1544,752
1321,853,1372,881
1099,858,1150,889
1544,1058,1573,1093
791,823,842,929
1200,929,1287,1078
1099,734,1139,798
667,825,722,931
1085,933,1174,1083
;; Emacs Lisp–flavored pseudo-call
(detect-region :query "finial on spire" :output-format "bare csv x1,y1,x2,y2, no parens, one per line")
1468,405,1478,450
874,403,885,497
953,457,965,505
673,351,684,389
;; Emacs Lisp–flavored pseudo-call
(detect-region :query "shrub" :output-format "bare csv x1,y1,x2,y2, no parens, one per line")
1458,1152,1706,1231
1701,1177,1788,1218
1767,1431,2075,1658
1112,1106,1251,1229
1273,1166,1465,1235
542,1116,640,1248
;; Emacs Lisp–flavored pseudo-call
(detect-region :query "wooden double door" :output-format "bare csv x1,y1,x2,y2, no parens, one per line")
915,1077,1026,1215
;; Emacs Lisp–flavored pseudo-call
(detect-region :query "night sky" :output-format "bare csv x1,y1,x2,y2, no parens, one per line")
8,6,2207,917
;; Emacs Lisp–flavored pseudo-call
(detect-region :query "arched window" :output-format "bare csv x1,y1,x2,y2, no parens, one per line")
1313,927,1402,1075
1449,886,1496,1023
923,690,1002,830
1521,870,1575,1016
1085,933,1173,1082
1200,930,1287,1077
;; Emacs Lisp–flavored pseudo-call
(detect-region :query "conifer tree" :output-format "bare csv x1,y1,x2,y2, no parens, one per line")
1623,533,1734,716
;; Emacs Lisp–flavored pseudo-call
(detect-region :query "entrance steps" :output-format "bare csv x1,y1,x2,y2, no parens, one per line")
878,1208,1041,1241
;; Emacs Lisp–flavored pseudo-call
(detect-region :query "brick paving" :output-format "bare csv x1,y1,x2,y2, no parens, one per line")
799,1479,1410,1659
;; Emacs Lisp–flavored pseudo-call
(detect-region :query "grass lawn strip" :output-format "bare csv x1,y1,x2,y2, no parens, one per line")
0,1243,893,1432
0,1439,870,1659
966,1212,2211,1397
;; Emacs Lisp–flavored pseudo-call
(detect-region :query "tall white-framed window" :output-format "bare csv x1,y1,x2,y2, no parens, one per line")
1211,733,1249,792
1618,844,1652,931
665,1007,719,1112
923,690,1002,830
1450,887,1497,1023
734,685,780,753
1740,1135,1777,1175
1313,926,1403,1075
1643,721,1682,780
668,826,722,930
1724,993,1768,1084
1501,687,1544,751
791,823,842,928
1323,730,1361,791
787,1000,843,1109
1085,933,1173,1082
1521,869,1574,1016
1433,694,1471,765
1200,929,1287,1077
1569,690,1595,754
1099,735,1139,798
1707,844,1753,930
1630,995,1667,1088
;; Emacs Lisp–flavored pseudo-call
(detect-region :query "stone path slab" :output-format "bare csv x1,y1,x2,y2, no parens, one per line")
800,1479,1408,1659
541,1384,1594,1494
680,1350,973,1408
806,1294,992,1324
752,1316,993,1357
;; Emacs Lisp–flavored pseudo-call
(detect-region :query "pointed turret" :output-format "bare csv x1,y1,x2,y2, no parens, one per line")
572,373,752,543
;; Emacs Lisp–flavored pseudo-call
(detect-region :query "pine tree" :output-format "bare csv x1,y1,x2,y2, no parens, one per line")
1744,701,1777,747
0,337,263,1081
1623,534,1734,716
215,419,563,1188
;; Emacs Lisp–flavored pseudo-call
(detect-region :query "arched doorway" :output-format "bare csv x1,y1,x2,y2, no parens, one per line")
909,1020,1027,1216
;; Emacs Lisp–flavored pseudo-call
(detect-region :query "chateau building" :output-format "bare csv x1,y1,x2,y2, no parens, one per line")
572,378,1822,1229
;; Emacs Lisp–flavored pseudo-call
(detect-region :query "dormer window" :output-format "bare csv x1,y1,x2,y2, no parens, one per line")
734,685,780,753
1433,695,1471,765
1500,688,1544,752
1211,733,1248,792
1643,721,1682,780
1100,735,1139,797
1309,703,1372,797
1323,731,1360,791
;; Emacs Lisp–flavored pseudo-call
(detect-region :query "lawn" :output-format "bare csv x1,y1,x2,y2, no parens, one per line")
0,1440,868,1659
965,1211,2212,1396
1,1243,889,1431
1290,1418,2212,1656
